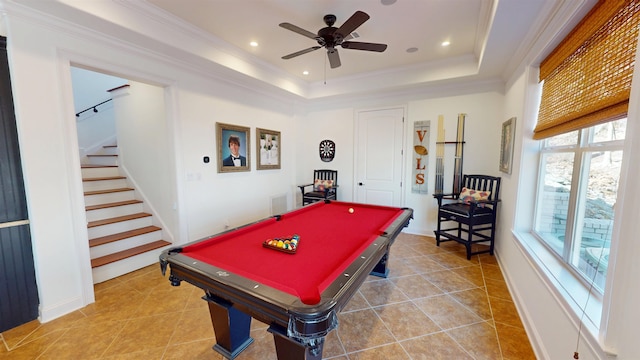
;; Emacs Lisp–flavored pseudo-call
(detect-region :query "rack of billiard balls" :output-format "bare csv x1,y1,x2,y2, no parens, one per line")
263,234,300,254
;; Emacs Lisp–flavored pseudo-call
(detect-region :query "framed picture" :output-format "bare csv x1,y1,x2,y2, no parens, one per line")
256,128,281,170
217,122,250,173
499,117,516,174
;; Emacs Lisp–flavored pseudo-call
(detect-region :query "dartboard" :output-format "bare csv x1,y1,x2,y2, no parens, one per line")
319,139,335,162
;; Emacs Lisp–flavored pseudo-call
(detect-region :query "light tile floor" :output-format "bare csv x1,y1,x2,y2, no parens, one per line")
0,234,536,359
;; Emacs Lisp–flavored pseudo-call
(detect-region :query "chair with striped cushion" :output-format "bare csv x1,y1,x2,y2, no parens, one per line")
298,170,338,205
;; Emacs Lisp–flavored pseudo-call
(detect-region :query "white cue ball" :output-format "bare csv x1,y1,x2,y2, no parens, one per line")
348,208,354,213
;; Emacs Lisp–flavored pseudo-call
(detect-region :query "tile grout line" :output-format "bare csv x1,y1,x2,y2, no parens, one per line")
5,323,44,351
403,242,500,359
96,318,131,359
33,328,71,360
160,285,198,359
0,334,7,352
337,288,375,358
370,281,414,359
96,273,153,359
479,255,505,360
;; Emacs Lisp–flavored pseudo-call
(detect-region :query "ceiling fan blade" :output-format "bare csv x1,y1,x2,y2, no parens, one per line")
282,46,322,59
279,22,319,40
341,41,387,52
327,48,341,68
335,11,369,38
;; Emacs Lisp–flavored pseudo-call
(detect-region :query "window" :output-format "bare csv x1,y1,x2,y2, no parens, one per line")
533,118,625,292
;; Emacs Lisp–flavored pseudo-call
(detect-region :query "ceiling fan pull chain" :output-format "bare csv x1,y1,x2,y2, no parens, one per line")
324,54,327,85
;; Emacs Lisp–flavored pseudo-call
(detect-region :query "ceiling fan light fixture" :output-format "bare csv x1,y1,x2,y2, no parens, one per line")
249,41,258,47
441,41,451,47
302,70,309,75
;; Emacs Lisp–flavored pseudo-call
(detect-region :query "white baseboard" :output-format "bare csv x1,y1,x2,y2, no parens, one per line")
39,294,85,323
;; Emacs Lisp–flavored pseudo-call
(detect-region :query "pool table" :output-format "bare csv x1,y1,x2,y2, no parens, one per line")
159,200,413,360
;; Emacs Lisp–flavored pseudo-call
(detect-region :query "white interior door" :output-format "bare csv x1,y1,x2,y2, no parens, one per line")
355,107,405,206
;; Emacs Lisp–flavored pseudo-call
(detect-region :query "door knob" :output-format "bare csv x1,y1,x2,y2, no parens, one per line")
358,182,364,186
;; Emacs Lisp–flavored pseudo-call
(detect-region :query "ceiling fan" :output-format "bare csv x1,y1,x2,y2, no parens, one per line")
279,11,387,69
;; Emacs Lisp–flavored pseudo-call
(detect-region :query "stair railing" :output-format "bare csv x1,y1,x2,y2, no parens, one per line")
75,98,112,118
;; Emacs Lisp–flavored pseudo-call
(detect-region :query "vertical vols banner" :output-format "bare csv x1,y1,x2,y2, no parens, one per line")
412,120,430,194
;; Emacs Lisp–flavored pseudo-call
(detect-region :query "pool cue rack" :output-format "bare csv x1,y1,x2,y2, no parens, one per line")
434,114,466,196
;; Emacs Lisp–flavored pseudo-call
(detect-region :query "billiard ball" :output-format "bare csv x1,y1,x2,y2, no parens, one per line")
348,208,354,213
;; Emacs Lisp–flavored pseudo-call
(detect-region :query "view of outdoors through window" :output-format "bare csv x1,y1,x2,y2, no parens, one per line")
535,119,625,292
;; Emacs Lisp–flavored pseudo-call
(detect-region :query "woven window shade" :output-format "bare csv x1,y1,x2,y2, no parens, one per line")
534,0,640,140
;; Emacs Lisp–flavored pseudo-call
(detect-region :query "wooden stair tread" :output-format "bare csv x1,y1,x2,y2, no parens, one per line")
81,164,118,168
88,212,151,228
83,176,126,182
89,225,162,247
84,187,134,196
85,199,142,211
91,240,171,268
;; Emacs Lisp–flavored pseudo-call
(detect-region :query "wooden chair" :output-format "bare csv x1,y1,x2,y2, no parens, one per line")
298,170,338,205
433,174,501,260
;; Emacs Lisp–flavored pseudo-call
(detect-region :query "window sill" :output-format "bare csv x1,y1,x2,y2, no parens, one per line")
511,230,617,359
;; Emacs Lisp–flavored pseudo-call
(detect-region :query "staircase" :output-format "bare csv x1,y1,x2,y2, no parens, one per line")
81,144,171,283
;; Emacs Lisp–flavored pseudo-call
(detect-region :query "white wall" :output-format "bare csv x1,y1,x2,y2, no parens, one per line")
71,67,125,112
297,91,504,235
404,92,503,234
71,67,125,156
113,81,178,242
296,108,356,205
176,80,297,240
7,16,94,322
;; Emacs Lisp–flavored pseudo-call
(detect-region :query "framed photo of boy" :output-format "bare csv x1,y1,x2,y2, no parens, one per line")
499,117,516,174
256,128,281,170
217,122,250,173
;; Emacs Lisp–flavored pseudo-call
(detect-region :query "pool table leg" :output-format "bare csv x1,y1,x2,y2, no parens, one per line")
370,251,390,278
203,293,254,359
268,324,324,360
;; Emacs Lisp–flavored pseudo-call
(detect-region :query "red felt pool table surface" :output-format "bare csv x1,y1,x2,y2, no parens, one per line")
182,201,404,305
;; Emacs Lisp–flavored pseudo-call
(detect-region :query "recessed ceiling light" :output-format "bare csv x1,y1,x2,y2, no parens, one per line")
250,41,258,47
381,0,397,5
303,70,309,75
441,41,451,47
406,47,419,53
